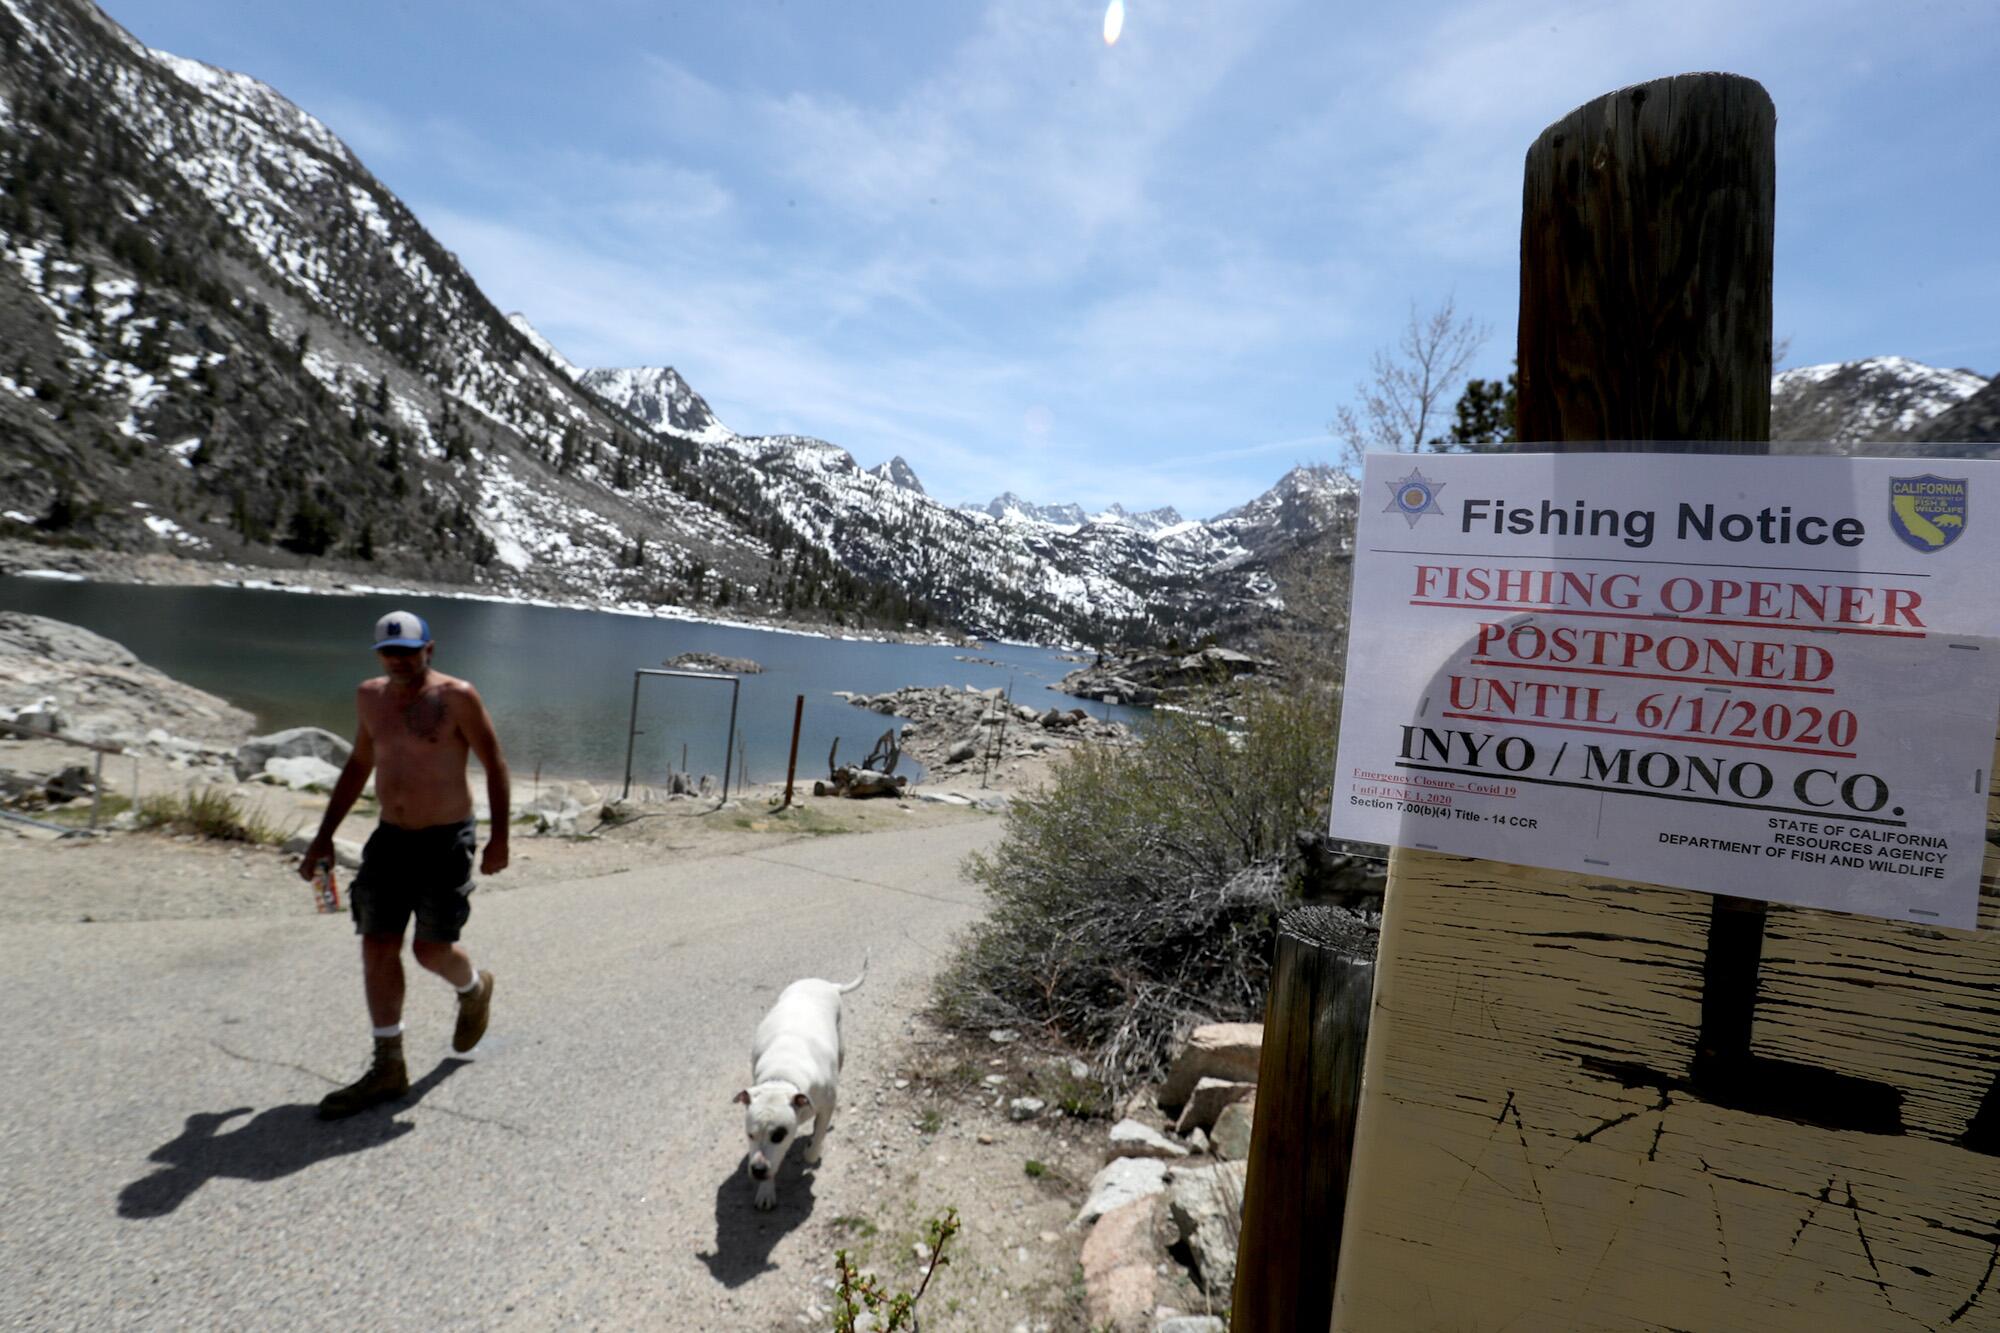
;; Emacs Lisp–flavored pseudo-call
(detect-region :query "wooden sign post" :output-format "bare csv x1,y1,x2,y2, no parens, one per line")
1329,73,2000,1330
1232,905,1378,1330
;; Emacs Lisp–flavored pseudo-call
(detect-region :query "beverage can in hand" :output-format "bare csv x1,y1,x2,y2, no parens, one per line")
312,863,341,914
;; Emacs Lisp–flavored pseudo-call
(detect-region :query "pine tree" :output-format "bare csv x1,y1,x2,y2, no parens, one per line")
1445,367,1518,448
280,499,335,556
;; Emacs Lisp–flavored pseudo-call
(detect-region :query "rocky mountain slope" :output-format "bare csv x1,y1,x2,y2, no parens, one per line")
0,0,1349,646
1771,356,1990,452
575,363,731,444
961,493,1187,537
0,0,913,628
1913,375,2000,446
24,0,1987,652
867,456,925,494
640,420,1354,645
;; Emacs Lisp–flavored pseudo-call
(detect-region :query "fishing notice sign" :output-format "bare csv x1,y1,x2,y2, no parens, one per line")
1331,452,2000,928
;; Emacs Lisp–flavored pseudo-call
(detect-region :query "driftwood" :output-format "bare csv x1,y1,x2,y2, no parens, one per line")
812,765,908,800
822,731,900,793
862,729,900,775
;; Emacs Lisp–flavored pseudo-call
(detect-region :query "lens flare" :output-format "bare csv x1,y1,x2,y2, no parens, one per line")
1103,0,1124,46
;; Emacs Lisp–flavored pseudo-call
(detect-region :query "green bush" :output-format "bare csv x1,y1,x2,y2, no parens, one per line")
934,680,1340,1087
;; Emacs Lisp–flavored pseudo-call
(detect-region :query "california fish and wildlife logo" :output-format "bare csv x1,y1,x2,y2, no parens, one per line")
1383,465,1446,529
1888,474,1968,552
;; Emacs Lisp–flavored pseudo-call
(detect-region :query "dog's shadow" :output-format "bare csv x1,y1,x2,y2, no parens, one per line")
695,1151,820,1288
116,1059,468,1219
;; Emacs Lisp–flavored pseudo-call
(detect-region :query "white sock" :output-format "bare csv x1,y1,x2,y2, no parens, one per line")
372,1022,403,1040
455,962,481,994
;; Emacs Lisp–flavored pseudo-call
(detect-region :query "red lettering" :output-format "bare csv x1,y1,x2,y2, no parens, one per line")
1883,588,1925,628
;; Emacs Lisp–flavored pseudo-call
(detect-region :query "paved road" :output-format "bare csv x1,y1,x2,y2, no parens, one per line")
0,819,1000,1330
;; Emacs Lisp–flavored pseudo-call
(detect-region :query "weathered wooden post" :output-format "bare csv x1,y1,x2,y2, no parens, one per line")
782,694,804,809
1516,72,1773,447
1329,71,2000,1332
1230,906,1378,1331
1238,72,1773,1330
1520,73,1778,1121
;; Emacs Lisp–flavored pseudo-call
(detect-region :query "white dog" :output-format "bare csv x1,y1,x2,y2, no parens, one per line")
735,957,867,1210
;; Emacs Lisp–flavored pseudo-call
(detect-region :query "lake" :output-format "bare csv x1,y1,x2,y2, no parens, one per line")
0,577,1140,789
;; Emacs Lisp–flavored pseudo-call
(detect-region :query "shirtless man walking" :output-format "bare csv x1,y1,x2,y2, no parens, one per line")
298,609,511,1119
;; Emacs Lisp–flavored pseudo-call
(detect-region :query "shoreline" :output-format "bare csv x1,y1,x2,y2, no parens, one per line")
0,538,977,649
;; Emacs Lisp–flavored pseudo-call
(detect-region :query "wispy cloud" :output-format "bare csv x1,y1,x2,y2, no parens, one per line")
357,0,1997,513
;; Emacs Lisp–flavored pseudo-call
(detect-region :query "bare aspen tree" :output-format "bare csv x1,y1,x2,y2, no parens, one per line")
1331,296,1488,470
1267,514,1354,682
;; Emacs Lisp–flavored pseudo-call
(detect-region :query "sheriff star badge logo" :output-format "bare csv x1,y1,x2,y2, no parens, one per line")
1383,466,1446,529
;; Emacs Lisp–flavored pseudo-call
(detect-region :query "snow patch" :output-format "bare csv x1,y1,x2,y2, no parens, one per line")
142,513,209,548
507,313,583,382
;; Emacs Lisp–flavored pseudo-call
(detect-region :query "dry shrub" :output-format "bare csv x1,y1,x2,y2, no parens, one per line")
138,786,290,844
934,681,1339,1089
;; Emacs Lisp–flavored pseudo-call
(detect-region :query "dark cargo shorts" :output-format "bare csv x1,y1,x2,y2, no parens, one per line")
349,818,478,943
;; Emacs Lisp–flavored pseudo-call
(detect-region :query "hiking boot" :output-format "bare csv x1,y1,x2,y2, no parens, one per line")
317,1036,409,1120
453,969,494,1053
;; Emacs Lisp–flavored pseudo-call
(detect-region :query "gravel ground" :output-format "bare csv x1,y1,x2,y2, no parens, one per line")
0,726,1068,925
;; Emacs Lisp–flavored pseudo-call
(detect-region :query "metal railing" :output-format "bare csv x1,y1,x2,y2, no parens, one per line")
620,669,741,802
0,716,127,834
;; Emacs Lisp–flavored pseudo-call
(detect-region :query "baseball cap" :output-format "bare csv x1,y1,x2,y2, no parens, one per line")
372,610,432,651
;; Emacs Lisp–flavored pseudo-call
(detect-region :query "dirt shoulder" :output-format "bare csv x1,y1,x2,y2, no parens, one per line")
741,1014,1125,1333
0,752,1021,925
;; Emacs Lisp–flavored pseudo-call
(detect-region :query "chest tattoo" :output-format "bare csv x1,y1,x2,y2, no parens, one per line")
400,690,448,742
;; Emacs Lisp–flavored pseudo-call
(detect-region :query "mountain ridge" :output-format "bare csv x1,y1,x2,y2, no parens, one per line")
1771,356,1989,452
5,0,1989,651
0,0,1352,644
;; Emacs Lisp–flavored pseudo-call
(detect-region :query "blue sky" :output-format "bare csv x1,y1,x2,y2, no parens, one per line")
101,0,2000,517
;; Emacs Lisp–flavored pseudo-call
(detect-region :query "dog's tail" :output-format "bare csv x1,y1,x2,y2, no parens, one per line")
838,951,870,994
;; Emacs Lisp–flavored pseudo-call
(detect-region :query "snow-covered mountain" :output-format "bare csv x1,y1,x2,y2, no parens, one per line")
0,0,1349,644
11,0,2000,651
1771,356,1988,450
973,493,1088,528
574,363,730,445
1098,503,1186,536
584,398,1351,641
962,494,1188,536
506,313,583,382
868,456,926,494
560,348,1362,640
1915,376,2000,445
0,0,870,621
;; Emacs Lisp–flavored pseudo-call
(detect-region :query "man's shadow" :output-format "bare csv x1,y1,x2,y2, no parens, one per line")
117,1059,468,1219
695,1152,819,1288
